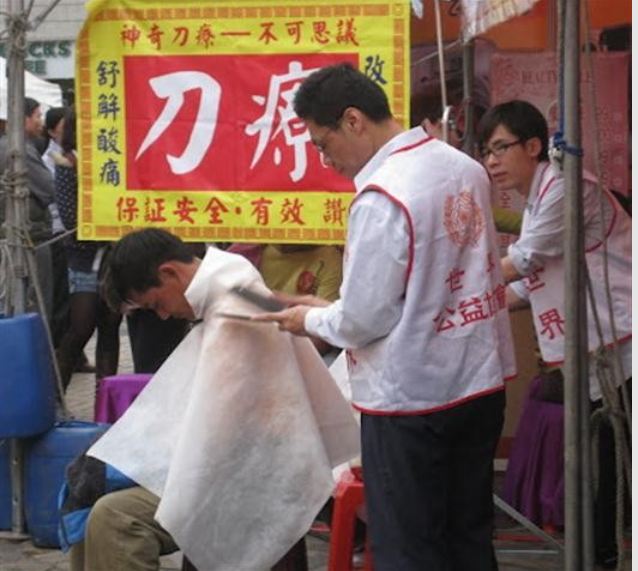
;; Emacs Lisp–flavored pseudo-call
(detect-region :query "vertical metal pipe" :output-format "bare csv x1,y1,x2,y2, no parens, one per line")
5,0,29,536
461,40,474,156
432,0,448,142
562,0,591,568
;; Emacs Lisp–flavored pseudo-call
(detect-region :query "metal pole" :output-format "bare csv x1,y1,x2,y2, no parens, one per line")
432,0,448,142
561,0,592,568
461,39,474,156
4,0,30,537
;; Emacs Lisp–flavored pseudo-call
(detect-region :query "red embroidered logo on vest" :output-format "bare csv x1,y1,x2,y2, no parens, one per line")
443,191,485,247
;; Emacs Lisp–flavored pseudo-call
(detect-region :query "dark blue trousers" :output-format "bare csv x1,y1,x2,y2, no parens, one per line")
361,389,505,571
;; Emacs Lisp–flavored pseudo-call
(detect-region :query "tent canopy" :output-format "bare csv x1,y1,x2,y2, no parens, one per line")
0,56,63,120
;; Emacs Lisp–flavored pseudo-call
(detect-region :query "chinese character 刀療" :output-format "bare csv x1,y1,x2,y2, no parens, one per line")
245,61,318,183
196,23,215,48
173,26,189,46
135,72,221,175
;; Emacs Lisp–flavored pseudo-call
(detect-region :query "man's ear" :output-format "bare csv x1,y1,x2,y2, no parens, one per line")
422,118,443,140
341,106,364,134
524,137,543,161
157,261,181,282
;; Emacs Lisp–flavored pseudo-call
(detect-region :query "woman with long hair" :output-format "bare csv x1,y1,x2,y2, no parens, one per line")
53,106,121,390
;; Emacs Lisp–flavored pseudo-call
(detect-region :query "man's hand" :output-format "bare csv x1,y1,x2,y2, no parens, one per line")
271,291,331,308
506,286,530,311
252,305,312,336
501,255,523,284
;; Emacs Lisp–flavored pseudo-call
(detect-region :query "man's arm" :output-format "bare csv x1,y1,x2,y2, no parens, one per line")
501,255,523,284
506,283,530,311
507,175,565,277
256,192,409,349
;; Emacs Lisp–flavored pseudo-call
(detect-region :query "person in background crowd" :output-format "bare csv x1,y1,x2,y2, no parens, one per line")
256,62,516,571
40,107,74,353
0,97,55,318
411,89,522,236
53,106,121,390
477,99,632,570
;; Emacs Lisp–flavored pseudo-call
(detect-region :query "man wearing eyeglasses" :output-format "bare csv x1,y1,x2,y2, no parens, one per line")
477,100,632,569
256,63,517,571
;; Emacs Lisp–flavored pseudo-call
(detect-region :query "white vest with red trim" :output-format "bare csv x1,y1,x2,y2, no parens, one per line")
348,131,517,415
517,163,632,366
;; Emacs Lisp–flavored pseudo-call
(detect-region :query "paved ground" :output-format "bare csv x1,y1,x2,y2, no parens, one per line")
0,327,631,570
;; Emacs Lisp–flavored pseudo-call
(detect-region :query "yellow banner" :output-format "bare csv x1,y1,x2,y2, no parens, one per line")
77,0,411,243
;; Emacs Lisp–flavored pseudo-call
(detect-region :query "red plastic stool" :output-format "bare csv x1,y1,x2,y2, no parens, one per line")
328,467,373,571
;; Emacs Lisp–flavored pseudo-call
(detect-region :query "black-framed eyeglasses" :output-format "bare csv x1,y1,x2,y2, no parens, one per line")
312,126,339,154
479,139,522,161
310,112,346,154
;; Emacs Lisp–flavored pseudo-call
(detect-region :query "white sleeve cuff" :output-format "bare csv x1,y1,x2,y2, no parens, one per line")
508,279,529,301
507,242,533,276
304,307,325,337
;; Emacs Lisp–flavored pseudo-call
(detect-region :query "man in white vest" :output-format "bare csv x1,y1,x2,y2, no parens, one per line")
257,63,516,571
477,99,631,569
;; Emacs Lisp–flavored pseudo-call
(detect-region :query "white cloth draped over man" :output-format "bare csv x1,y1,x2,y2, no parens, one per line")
88,247,360,571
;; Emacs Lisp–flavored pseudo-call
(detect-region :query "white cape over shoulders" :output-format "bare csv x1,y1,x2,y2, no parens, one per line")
88,248,360,571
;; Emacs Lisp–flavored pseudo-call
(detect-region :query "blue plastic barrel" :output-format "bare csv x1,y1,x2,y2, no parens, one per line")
24,421,110,547
0,313,56,437
0,439,10,530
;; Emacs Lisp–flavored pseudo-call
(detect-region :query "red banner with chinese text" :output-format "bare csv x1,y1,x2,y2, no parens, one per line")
77,0,411,243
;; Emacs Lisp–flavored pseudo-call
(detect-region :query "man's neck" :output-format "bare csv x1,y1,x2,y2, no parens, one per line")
519,161,541,200
370,118,404,154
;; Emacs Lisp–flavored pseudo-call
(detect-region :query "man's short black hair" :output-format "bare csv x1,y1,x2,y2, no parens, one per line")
104,228,195,309
293,62,392,128
477,100,549,162
24,97,40,117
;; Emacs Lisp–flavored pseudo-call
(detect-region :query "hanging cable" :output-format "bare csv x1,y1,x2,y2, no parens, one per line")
580,4,631,570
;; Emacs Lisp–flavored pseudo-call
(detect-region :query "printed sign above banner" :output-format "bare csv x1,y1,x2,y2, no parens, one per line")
77,0,411,243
